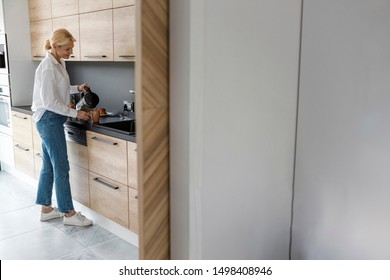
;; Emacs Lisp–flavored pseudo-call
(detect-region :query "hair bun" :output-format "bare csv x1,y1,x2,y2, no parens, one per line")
44,39,51,50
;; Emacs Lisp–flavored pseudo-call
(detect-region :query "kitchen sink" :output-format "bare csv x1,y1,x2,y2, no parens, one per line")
95,120,136,135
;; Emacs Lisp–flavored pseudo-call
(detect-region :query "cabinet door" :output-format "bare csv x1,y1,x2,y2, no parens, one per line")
30,19,53,60
11,112,33,146
52,15,80,61
87,131,127,185
78,0,112,14
70,163,90,207
128,187,138,233
14,141,35,178
28,0,51,21
89,171,129,227
34,152,43,180
114,6,136,62
32,119,42,153
127,141,137,189
79,10,113,61
113,0,135,8
51,0,78,18
66,141,88,169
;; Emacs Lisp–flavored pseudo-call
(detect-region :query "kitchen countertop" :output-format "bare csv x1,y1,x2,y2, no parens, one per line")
12,106,136,143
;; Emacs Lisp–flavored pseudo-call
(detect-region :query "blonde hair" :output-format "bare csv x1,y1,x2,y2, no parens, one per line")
44,28,76,50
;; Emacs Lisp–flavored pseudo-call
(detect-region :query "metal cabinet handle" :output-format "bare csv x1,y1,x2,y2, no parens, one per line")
93,177,119,190
84,55,107,58
15,144,29,151
35,153,42,158
12,114,27,120
119,55,136,58
33,55,45,58
91,136,117,145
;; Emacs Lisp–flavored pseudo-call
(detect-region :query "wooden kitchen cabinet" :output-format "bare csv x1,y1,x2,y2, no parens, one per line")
89,171,129,227
52,15,80,60
127,141,137,189
78,0,112,14
51,0,78,18
30,19,52,60
32,119,43,180
79,10,113,61
11,111,35,178
128,186,138,233
113,0,135,8
28,0,51,21
67,141,90,206
87,131,127,185
114,6,136,62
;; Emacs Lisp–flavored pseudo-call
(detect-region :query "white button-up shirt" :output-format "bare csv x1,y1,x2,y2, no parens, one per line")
31,52,78,122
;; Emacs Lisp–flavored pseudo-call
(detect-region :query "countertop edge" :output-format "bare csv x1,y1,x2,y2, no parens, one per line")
11,106,136,143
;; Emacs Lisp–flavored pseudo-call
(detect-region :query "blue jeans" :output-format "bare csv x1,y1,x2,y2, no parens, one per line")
35,110,74,213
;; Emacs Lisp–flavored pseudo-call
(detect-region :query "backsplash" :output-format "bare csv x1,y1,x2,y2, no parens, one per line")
67,61,135,114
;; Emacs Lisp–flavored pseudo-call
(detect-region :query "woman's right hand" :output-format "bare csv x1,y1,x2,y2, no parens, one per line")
76,110,90,121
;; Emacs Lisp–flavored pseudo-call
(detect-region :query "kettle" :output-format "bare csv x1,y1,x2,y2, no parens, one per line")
75,87,100,111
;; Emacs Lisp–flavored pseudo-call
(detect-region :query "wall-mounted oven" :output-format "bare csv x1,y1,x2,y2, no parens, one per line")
0,84,13,167
0,34,9,75
0,87,11,135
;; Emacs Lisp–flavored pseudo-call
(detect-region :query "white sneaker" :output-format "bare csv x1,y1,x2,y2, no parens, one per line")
40,207,63,221
63,212,93,227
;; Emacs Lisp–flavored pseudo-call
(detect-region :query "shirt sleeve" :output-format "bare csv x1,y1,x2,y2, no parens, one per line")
70,85,79,94
40,69,78,118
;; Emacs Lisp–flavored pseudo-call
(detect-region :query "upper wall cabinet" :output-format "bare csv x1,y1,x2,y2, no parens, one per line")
114,6,136,61
28,0,136,62
113,0,135,8
78,0,112,14
51,0,78,18
80,10,113,61
52,15,80,60
28,0,51,21
30,19,52,59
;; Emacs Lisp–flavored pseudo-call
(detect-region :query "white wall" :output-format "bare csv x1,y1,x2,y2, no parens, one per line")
4,0,37,106
292,0,390,259
170,0,302,259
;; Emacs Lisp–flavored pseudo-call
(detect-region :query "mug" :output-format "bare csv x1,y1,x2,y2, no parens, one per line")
91,109,100,123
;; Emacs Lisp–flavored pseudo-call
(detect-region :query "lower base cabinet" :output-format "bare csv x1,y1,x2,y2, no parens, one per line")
13,141,35,178
128,187,138,233
69,163,90,207
89,171,129,228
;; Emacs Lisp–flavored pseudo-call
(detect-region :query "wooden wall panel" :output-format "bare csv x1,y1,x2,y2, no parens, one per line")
136,0,170,260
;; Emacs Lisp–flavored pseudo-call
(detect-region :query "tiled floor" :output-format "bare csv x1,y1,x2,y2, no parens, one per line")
0,170,139,260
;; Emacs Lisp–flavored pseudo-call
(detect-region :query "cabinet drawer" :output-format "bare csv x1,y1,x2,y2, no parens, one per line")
70,163,90,207
89,172,128,227
87,131,127,185
13,141,34,178
11,112,33,146
128,187,138,234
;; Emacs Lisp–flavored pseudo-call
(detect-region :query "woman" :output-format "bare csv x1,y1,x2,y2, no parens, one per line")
31,28,92,226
